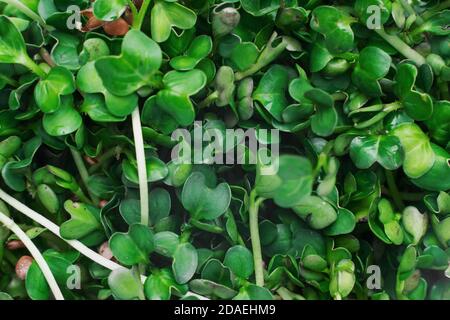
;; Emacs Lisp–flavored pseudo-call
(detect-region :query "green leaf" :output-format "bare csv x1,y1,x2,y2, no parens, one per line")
293,195,337,229
0,16,31,66
350,135,404,170
240,0,279,16
96,30,162,96
109,224,155,266
391,123,435,178
352,47,391,97
255,154,313,208
355,0,391,26
181,172,231,220
151,1,197,43
34,66,75,113
306,88,337,137
310,6,355,54
93,0,127,21
223,245,254,279
394,64,433,121
60,200,101,240
234,284,273,300
410,143,450,191
42,96,82,136
170,35,213,71
108,269,143,300
122,156,169,184
156,69,206,126
172,243,198,284
77,61,138,117
402,206,427,245
144,268,187,300
253,65,293,122
324,208,356,236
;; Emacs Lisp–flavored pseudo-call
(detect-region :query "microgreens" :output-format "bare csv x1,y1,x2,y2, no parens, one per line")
0,0,449,302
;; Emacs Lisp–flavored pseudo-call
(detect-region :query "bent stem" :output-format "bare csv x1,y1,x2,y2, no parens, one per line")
0,188,120,271
374,28,426,66
0,210,64,300
249,190,265,287
0,188,209,299
131,107,150,226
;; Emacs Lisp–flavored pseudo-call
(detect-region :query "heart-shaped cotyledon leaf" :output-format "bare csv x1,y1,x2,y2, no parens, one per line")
26,249,80,300
93,0,127,21
391,123,435,179
156,69,207,126
80,94,127,123
95,30,162,96
293,195,338,229
394,63,433,121
352,46,392,97
122,156,169,184
108,269,144,300
310,6,355,54
402,206,428,245
1,136,41,192
170,35,213,71
151,0,197,43
253,64,294,122
109,223,155,266
34,66,76,113
60,200,102,240
181,171,231,220
223,245,254,279
172,242,198,284
410,143,450,192
42,96,82,136
305,88,338,137
350,134,405,170
77,61,138,117
144,268,187,300
256,154,313,208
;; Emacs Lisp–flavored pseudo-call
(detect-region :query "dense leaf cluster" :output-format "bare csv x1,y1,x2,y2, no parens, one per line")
0,0,449,300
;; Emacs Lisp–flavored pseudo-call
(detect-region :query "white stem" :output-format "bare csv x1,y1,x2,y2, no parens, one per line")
0,189,121,271
0,210,64,300
131,107,149,226
0,189,210,300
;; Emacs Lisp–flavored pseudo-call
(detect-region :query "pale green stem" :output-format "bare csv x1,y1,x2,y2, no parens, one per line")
70,149,99,204
0,210,64,300
0,73,18,87
374,28,426,66
132,0,151,30
0,188,120,271
249,190,265,287
385,170,405,211
22,55,46,78
132,108,150,226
